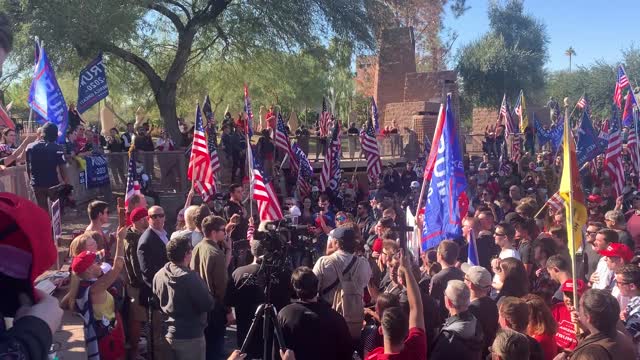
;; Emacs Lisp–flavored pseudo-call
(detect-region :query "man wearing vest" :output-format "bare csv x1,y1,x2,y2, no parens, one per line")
313,227,372,339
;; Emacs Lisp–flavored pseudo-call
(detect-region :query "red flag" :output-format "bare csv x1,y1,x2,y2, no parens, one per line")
0,103,15,130
424,104,445,181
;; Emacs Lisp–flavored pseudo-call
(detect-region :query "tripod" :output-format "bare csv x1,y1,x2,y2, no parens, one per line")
240,262,287,360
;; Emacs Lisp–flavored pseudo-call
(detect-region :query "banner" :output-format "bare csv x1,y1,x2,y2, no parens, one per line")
534,113,563,150
28,42,68,143
576,110,606,166
422,94,467,251
85,155,110,188
77,53,109,113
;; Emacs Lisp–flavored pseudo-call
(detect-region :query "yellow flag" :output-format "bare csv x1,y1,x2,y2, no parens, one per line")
518,90,529,133
558,114,587,261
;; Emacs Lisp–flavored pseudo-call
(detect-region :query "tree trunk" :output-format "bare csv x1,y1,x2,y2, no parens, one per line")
155,83,181,146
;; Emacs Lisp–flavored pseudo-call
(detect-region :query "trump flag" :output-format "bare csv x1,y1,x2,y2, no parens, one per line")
422,94,467,251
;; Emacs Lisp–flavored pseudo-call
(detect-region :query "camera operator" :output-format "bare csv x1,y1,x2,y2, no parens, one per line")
227,220,292,358
224,184,250,267
313,227,372,339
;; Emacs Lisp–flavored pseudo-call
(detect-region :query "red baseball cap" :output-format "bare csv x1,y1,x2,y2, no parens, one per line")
561,279,586,296
598,243,634,262
130,207,149,223
0,193,57,296
587,194,603,204
71,251,97,274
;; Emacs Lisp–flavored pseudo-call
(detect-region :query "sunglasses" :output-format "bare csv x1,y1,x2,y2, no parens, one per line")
336,215,347,222
494,232,506,237
150,213,165,219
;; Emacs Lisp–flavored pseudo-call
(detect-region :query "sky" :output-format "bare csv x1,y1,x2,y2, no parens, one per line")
445,0,639,71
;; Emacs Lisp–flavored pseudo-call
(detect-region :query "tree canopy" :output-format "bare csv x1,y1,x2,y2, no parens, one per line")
456,0,548,107
2,0,378,138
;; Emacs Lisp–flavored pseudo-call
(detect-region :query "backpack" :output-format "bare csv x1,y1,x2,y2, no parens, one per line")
331,255,364,339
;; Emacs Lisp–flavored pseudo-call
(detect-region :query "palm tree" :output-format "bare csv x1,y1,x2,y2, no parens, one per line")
565,47,576,73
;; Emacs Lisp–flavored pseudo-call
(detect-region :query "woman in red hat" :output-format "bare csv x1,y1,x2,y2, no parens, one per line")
67,227,127,360
551,279,586,353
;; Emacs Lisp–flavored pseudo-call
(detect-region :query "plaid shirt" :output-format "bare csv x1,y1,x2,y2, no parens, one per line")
625,296,640,341
531,267,559,305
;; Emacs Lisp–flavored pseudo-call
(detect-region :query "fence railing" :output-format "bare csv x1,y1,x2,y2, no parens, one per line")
0,134,412,204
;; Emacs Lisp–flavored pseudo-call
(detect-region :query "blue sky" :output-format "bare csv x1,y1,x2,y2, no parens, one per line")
445,0,639,71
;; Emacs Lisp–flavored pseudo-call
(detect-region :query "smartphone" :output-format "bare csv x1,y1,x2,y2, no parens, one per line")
117,198,126,227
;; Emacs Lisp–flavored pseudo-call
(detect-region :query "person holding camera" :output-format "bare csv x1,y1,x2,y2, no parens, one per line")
191,215,230,360
227,219,292,358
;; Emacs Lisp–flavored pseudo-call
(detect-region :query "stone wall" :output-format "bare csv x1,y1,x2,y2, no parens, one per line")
375,27,416,126
403,71,457,103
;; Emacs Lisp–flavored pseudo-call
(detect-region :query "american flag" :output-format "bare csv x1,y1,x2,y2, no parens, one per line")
293,143,313,197
628,125,640,175
244,84,253,137
203,95,220,174
511,133,522,163
319,97,331,137
604,116,625,197
320,119,341,192
188,104,216,201
577,96,587,109
498,94,515,136
247,142,283,221
614,65,630,109
360,115,382,182
546,191,566,212
371,97,380,134
274,112,298,173
0,102,14,130
124,148,141,208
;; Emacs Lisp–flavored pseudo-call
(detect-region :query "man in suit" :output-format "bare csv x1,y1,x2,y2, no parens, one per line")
137,205,170,360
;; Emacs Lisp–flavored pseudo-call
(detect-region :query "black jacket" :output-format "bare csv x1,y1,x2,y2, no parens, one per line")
137,228,168,307
429,311,484,360
0,315,52,360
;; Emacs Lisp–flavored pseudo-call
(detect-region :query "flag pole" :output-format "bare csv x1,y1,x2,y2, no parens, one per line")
621,64,640,176
415,103,445,216
564,99,580,335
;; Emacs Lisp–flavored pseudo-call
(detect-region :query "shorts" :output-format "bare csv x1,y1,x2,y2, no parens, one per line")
126,284,147,322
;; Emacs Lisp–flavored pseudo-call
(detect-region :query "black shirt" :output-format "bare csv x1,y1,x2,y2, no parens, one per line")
227,263,291,356
278,301,353,360
469,297,499,359
223,200,249,243
476,234,501,274
26,140,66,187
519,239,534,266
430,266,465,320
134,134,154,151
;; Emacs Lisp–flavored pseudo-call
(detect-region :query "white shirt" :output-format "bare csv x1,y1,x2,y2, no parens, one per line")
592,257,613,290
499,248,521,260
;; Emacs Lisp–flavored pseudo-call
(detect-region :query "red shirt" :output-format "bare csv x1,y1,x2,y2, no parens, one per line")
533,333,558,360
551,303,578,351
372,237,383,253
366,327,427,360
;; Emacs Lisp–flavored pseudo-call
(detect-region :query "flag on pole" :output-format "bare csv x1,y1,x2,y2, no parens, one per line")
628,123,640,176
360,114,382,182
124,148,141,208
498,94,515,136
28,41,68,143
424,104,445,181
247,142,283,221
559,113,587,262
467,231,479,266
422,94,467,251
293,143,313,197
203,95,220,175
511,133,522,163
320,119,341,192
243,84,254,137
614,65,630,109
188,104,216,201
623,90,637,127
577,96,587,109
545,191,566,212
603,115,625,198
319,97,331,137
371,97,380,134
514,90,529,133
275,112,298,173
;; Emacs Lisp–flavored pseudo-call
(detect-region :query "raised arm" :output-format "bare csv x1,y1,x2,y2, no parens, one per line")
400,250,424,330
91,227,126,296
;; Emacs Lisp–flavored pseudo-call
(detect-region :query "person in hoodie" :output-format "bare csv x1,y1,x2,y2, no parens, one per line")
153,233,214,360
429,280,484,360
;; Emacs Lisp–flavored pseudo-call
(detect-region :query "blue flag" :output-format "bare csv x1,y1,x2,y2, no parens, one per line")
77,53,109,113
28,42,68,143
534,113,563,151
576,110,606,166
422,94,467,251
467,231,479,266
